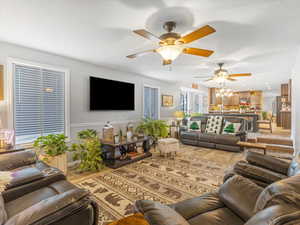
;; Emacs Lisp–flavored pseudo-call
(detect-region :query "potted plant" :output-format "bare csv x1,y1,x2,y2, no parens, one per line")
136,118,169,149
70,129,104,172
33,134,68,174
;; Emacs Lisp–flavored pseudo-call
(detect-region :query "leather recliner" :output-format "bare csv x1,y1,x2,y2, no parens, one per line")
224,151,300,187
0,150,99,225
135,174,300,225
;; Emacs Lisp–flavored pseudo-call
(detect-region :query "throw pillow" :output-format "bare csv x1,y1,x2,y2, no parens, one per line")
222,121,241,135
205,116,223,134
189,121,201,131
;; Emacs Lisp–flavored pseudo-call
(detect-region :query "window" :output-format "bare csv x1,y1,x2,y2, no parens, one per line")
143,86,159,120
12,61,69,144
180,88,205,114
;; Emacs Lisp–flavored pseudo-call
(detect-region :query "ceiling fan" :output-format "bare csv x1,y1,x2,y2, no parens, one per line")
194,63,252,82
126,21,216,65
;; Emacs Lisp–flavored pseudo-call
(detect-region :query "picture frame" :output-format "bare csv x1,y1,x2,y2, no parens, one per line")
162,95,173,107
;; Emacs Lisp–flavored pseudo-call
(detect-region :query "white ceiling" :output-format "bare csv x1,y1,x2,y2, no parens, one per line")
1,0,299,92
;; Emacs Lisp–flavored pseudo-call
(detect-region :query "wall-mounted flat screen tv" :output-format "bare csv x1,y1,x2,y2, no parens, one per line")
90,76,135,110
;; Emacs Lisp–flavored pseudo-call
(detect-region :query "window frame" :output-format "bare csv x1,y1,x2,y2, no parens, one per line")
142,84,160,120
6,58,70,143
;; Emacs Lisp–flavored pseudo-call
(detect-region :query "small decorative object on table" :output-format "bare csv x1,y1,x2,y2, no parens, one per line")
0,129,15,149
114,135,120,144
126,122,134,142
103,121,114,143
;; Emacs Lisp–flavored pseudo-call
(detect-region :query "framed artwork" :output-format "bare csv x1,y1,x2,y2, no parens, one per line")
162,95,173,107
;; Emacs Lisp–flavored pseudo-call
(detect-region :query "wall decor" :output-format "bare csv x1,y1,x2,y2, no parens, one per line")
162,95,173,107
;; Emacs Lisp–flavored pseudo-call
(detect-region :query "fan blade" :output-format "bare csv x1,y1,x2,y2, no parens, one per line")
204,78,214,82
227,77,237,81
183,48,214,57
133,29,162,41
229,73,252,77
126,49,156,58
178,25,216,44
163,59,172,66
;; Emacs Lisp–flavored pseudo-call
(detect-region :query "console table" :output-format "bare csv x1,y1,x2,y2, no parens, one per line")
101,137,151,169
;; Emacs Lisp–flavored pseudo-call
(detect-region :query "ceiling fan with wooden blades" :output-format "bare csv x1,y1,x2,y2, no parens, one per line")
127,21,216,65
194,63,252,82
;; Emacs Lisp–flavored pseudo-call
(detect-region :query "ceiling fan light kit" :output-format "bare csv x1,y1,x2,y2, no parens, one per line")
196,62,252,83
127,21,216,65
156,45,184,61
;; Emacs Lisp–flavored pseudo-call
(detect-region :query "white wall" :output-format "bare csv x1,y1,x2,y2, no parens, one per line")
292,47,300,158
0,41,181,139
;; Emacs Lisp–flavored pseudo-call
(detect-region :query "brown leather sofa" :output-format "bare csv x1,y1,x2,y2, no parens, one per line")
135,174,300,225
0,150,99,225
224,151,300,187
180,116,246,152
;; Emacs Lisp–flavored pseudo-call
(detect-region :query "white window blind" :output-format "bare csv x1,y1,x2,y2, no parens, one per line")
14,64,65,144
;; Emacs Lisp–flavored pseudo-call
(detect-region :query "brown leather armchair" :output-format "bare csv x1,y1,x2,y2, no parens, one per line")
0,150,99,225
135,174,300,225
224,151,299,187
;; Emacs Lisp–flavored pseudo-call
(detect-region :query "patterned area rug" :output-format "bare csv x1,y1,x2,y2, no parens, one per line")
73,145,243,225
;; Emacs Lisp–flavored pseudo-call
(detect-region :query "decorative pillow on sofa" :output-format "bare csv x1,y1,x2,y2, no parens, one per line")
205,116,223,134
188,121,201,131
222,121,241,135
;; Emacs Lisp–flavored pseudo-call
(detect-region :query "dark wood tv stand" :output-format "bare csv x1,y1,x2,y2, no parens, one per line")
101,137,151,169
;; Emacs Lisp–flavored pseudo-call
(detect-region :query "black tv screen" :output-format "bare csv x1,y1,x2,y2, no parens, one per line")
90,76,135,110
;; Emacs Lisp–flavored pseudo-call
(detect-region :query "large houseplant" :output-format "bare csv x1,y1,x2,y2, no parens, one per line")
70,129,104,172
136,118,169,148
33,134,68,174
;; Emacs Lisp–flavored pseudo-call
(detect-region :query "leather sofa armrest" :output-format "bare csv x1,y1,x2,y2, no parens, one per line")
223,168,236,183
244,205,300,225
3,170,65,203
4,189,90,225
234,161,287,184
0,150,37,171
246,151,290,175
219,175,263,220
7,167,44,189
168,192,224,220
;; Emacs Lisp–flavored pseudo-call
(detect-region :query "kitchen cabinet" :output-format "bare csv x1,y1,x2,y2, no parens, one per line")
288,79,292,103
281,111,291,129
281,83,289,97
